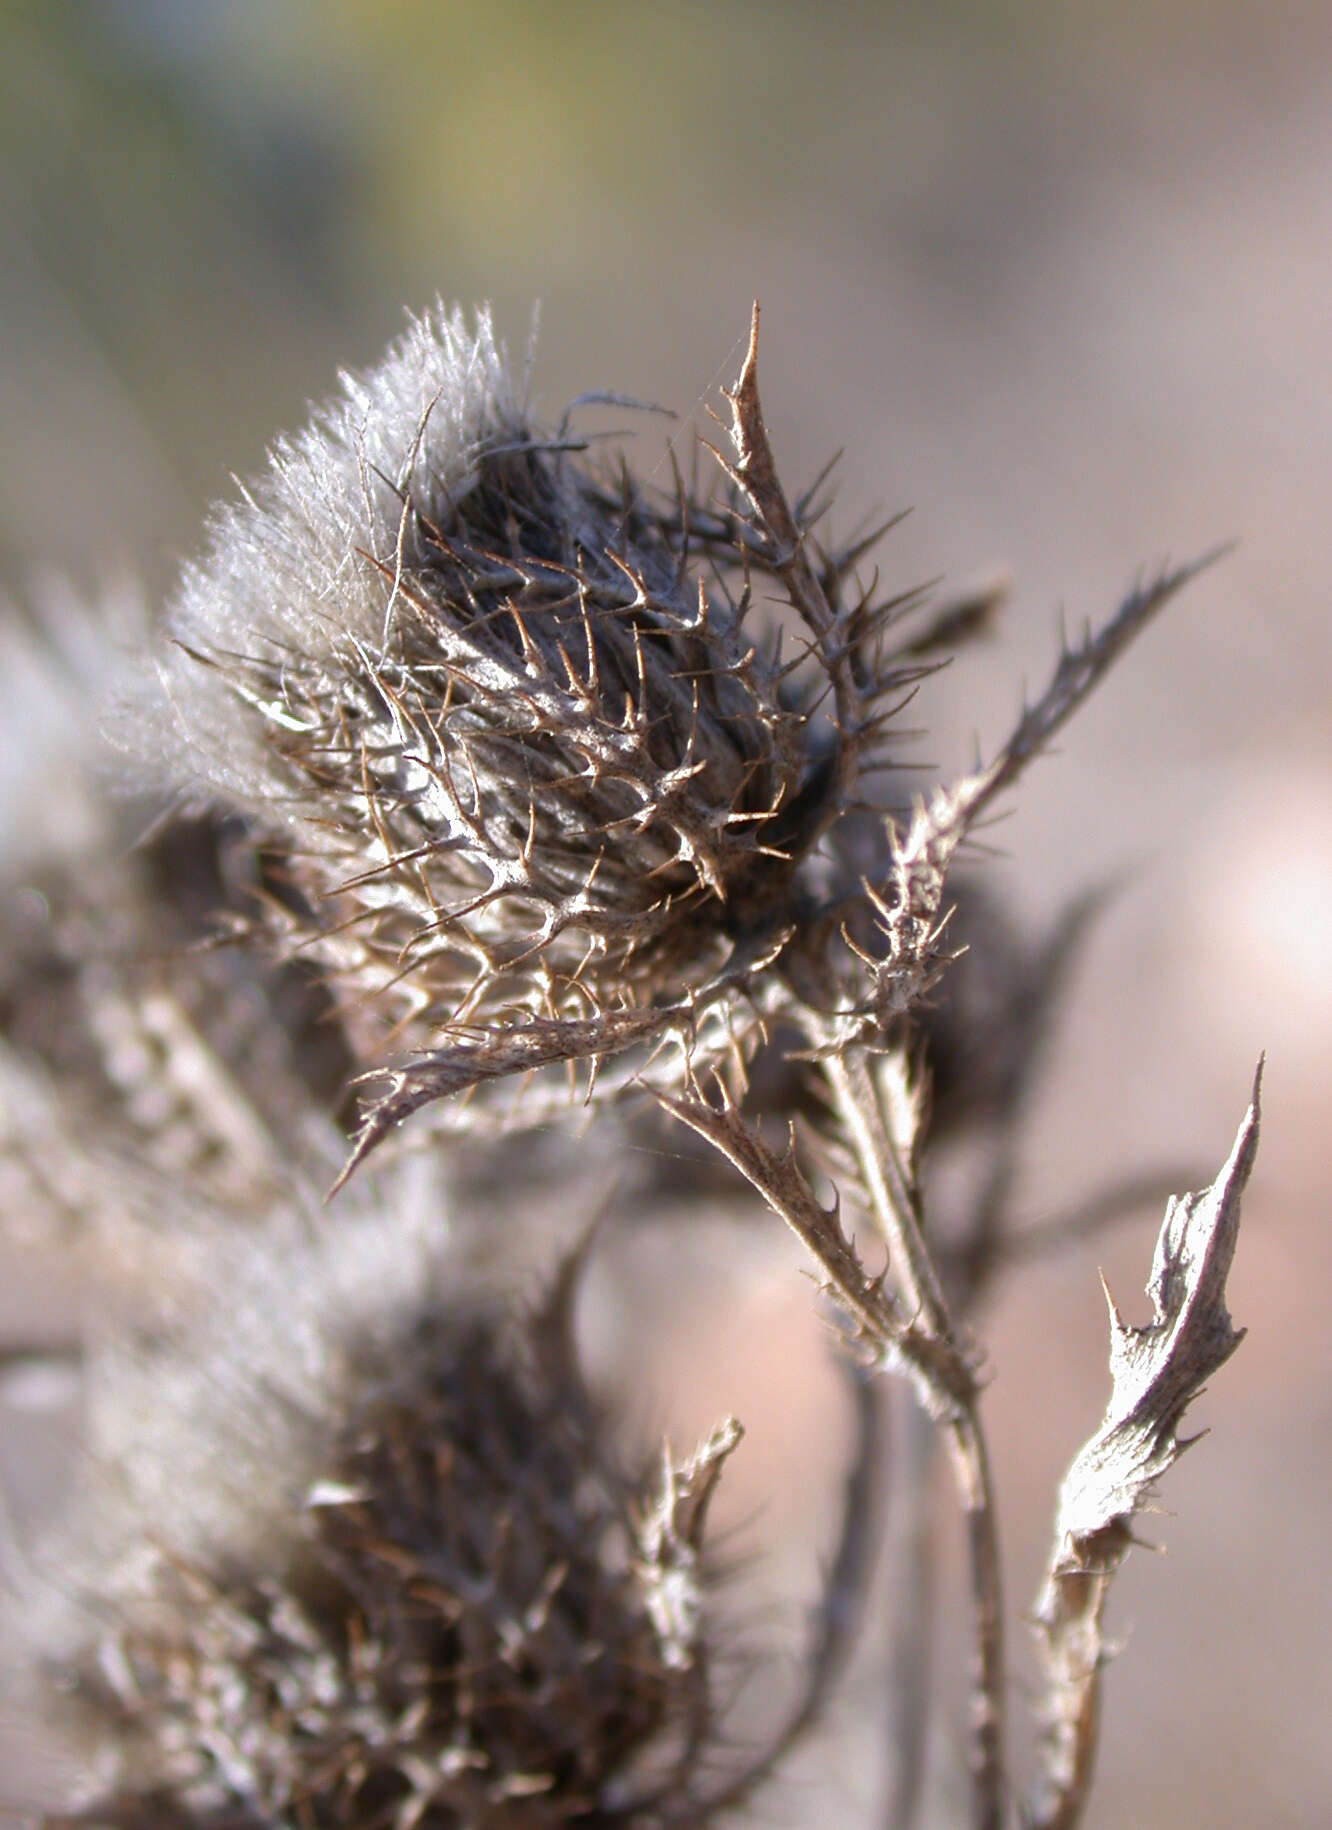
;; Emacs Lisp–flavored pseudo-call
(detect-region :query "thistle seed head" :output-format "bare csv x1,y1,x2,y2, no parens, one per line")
24,1223,741,1828
149,305,815,1065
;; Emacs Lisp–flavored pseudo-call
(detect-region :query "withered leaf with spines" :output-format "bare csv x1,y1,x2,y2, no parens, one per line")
1029,1064,1261,1830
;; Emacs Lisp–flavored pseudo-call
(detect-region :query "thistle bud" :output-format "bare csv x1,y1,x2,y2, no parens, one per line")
145,307,815,1103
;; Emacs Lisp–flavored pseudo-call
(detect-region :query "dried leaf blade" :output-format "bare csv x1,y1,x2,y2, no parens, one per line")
1029,1060,1262,1830
1056,1059,1259,1549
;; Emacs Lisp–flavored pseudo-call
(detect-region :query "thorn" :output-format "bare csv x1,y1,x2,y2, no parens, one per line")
1099,1268,1128,1336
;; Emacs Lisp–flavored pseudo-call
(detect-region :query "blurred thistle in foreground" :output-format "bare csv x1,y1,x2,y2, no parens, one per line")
8,1208,750,1828
1,302,1263,1830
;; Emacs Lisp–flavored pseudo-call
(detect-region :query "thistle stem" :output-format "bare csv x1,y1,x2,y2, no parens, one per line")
822,1048,1007,1830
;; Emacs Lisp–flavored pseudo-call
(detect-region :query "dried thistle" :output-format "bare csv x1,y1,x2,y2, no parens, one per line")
13,1212,745,1829
0,589,354,1231
137,304,947,1161
147,316,796,1045
18,298,1260,1830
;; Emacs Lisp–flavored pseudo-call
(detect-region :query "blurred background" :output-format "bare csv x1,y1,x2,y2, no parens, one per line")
1,1,1329,1824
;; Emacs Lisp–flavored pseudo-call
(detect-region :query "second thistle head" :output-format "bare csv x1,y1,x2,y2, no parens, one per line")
149,306,820,1060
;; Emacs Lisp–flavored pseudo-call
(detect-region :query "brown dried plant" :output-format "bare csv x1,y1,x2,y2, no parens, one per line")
0,302,1261,1830
8,1203,745,1827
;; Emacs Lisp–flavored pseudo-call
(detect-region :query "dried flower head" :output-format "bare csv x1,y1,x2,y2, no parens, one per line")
17,1211,743,1828
138,301,1205,1176
0,585,355,1235
144,308,850,1114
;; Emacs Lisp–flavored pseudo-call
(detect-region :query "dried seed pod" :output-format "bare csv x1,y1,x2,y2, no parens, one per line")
145,307,817,1084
